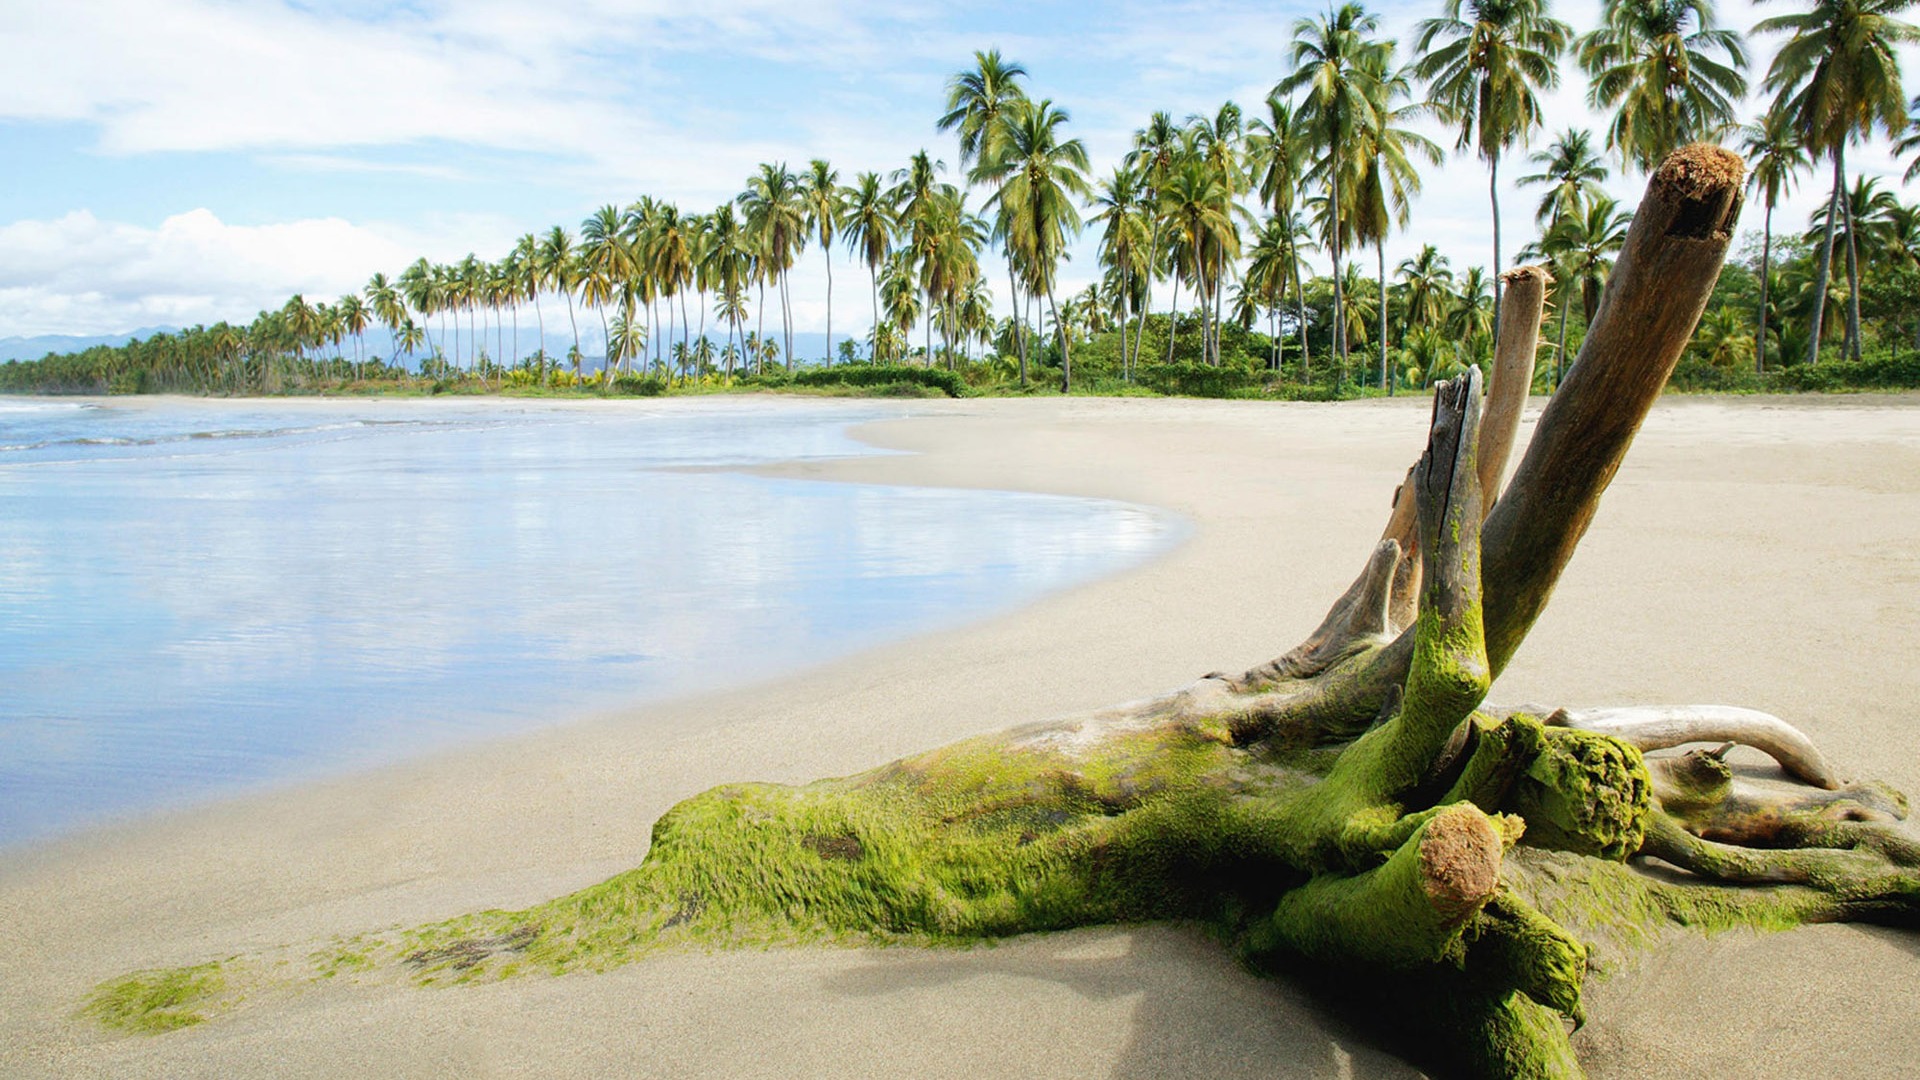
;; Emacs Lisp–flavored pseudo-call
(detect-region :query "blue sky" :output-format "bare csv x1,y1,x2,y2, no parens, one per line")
1,0,1914,340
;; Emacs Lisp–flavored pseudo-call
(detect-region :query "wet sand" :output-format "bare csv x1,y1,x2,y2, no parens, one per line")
4,393,1918,1078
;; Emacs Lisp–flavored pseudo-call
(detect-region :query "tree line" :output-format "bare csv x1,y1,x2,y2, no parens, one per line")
5,0,1918,398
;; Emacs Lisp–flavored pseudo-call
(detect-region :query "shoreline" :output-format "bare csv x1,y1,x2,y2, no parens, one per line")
5,394,1920,1077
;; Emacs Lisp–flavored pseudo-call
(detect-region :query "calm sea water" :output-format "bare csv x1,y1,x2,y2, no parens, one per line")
0,396,1173,849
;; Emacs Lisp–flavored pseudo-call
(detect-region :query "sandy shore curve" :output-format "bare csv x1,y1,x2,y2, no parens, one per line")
3,394,1918,1078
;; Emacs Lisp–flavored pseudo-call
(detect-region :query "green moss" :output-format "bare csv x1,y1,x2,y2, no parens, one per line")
81,962,227,1034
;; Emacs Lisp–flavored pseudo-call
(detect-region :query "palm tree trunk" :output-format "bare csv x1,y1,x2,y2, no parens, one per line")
599,306,611,379
1807,148,1843,366
533,294,547,382
1009,262,1028,386
1133,215,1160,375
1293,251,1310,381
563,293,580,377
1378,240,1390,395
871,266,882,365
1489,153,1504,354
1842,175,1862,363
756,281,767,376
681,294,693,375
824,249,834,365
1756,200,1772,374
1555,280,1572,390
781,274,795,370
1049,284,1070,393
1165,275,1182,364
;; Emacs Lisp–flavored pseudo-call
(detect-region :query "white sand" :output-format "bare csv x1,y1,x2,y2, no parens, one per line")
4,394,1919,1078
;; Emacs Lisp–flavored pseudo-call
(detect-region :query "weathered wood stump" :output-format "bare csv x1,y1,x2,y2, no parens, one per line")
87,145,1919,1078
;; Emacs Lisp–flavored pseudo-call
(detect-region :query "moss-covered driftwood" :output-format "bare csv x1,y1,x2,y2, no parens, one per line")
85,146,1919,1078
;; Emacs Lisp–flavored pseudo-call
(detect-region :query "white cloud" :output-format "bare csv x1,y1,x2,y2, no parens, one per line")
0,208,522,338
0,0,1915,339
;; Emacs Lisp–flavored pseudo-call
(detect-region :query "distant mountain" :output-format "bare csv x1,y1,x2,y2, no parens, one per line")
0,327,179,363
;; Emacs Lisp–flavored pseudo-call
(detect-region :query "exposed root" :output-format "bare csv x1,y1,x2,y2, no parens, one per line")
1555,705,1840,789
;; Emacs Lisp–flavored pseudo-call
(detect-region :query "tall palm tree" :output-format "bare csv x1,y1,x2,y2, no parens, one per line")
1741,112,1809,372
1158,156,1236,366
1415,0,1573,330
581,205,628,374
986,98,1092,392
1578,0,1749,172
1521,196,1632,386
1125,111,1184,375
1757,0,1919,364
1283,2,1388,378
1349,50,1441,392
802,160,843,364
1186,102,1247,366
364,272,406,364
398,258,439,364
512,234,545,377
842,172,896,366
1249,92,1315,376
939,50,1030,169
941,50,1030,369
539,227,582,374
1397,244,1456,334
1518,129,1609,226
1090,164,1152,378
739,164,808,368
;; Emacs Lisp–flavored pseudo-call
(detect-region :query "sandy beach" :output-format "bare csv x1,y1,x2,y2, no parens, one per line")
4,393,1919,1078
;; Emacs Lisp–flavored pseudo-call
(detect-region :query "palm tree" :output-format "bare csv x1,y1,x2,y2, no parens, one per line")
1522,196,1632,386
398,259,439,364
1243,216,1300,369
740,164,808,368
1186,102,1247,366
539,227,582,374
1518,129,1609,226
1090,164,1152,378
1397,244,1456,333
1283,2,1388,377
1741,112,1809,372
984,99,1092,392
1898,95,1920,180
802,160,843,364
1249,92,1316,376
941,50,1030,369
939,49,1030,169
1415,0,1573,330
337,293,371,378
1578,0,1749,172
581,205,628,373
512,234,546,378
1350,51,1441,392
364,272,406,364
1158,156,1235,367
843,172,897,366
1125,111,1183,375
1757,0,1919,364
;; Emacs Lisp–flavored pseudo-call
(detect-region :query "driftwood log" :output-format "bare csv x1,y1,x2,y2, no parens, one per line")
86,145,1920,1077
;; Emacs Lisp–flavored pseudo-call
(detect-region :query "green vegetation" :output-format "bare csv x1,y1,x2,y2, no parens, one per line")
6,0,1916,402
80,962,228,1034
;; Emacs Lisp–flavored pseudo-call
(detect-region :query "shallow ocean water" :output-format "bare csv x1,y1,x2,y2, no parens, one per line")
0,396,1173,848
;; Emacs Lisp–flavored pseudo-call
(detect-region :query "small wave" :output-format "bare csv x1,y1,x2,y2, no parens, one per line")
0,400,99,414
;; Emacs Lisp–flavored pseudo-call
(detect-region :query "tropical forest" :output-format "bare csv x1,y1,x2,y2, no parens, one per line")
5,0,1918,400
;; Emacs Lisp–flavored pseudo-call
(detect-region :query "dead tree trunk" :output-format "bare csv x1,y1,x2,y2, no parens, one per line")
87,147,1920,1078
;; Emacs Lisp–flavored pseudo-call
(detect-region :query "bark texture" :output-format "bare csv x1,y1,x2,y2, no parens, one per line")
86,147,1920,1079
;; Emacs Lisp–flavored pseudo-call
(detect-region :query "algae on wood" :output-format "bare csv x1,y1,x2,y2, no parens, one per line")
84,147,1920,1079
